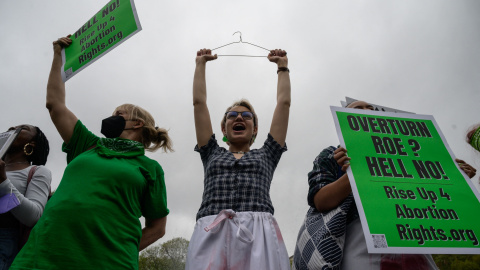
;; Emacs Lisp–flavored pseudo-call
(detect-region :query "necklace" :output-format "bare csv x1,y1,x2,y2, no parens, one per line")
5,161,30,166
231,151,245,154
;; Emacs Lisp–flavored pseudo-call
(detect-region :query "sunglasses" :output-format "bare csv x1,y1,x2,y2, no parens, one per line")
225,111,254,120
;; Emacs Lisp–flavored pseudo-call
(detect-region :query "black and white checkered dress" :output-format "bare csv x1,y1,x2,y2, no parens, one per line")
186,134,291,270
194,133,287,220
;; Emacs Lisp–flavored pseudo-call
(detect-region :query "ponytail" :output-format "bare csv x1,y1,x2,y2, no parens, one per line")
114,104,173,153
142,126,173,152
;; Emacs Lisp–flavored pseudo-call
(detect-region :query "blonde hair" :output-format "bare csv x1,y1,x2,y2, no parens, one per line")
114,104,173,152
220,99,258,146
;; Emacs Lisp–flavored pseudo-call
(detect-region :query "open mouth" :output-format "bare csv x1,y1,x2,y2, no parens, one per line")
233,124,246,131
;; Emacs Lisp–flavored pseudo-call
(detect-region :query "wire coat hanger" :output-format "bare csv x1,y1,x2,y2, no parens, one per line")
212,31,269,57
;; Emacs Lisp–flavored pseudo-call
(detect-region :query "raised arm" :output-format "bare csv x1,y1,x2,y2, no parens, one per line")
268,49,290,147
46,36,78,143
193,49,217,147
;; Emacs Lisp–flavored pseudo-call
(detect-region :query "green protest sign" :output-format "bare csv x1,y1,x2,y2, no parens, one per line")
331,106,480,254
61,0,141,81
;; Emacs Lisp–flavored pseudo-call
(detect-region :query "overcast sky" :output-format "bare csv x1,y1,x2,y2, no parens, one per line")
1,0,479,255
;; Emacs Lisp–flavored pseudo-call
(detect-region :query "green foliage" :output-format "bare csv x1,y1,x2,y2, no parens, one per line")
139,237,189,270
139,245,168,270
432,254,480,270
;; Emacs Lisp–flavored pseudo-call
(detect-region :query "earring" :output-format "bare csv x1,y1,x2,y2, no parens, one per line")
222,135,228,142
24,143,34,156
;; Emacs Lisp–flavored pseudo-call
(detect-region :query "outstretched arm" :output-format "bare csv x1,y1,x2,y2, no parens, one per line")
313,147,352,212
193,49,217,147
46,36,78,144
268,49,290,147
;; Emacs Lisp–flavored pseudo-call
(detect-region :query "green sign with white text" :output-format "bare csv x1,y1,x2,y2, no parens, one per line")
61,0,141,81
331,106,480,254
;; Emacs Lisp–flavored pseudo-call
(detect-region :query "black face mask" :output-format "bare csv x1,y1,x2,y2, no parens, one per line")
101,116,126,138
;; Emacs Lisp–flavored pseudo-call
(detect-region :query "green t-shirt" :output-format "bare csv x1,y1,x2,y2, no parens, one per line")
12,120,169,270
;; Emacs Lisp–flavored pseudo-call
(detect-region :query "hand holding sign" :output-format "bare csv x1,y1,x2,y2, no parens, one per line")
53,36,72,54
455,159,477,178
334,147,350,172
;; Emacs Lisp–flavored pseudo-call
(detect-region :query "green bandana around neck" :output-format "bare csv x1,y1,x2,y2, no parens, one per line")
470,126,480,152
96,137,145,158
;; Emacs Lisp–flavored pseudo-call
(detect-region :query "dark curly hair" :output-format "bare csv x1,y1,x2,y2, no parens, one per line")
27,127,50,165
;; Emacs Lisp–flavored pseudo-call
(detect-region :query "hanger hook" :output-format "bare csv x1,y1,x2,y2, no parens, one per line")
233,31,242,43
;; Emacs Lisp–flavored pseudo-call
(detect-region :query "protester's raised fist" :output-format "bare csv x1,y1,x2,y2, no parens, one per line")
268,49,288,67
196,48,217,64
